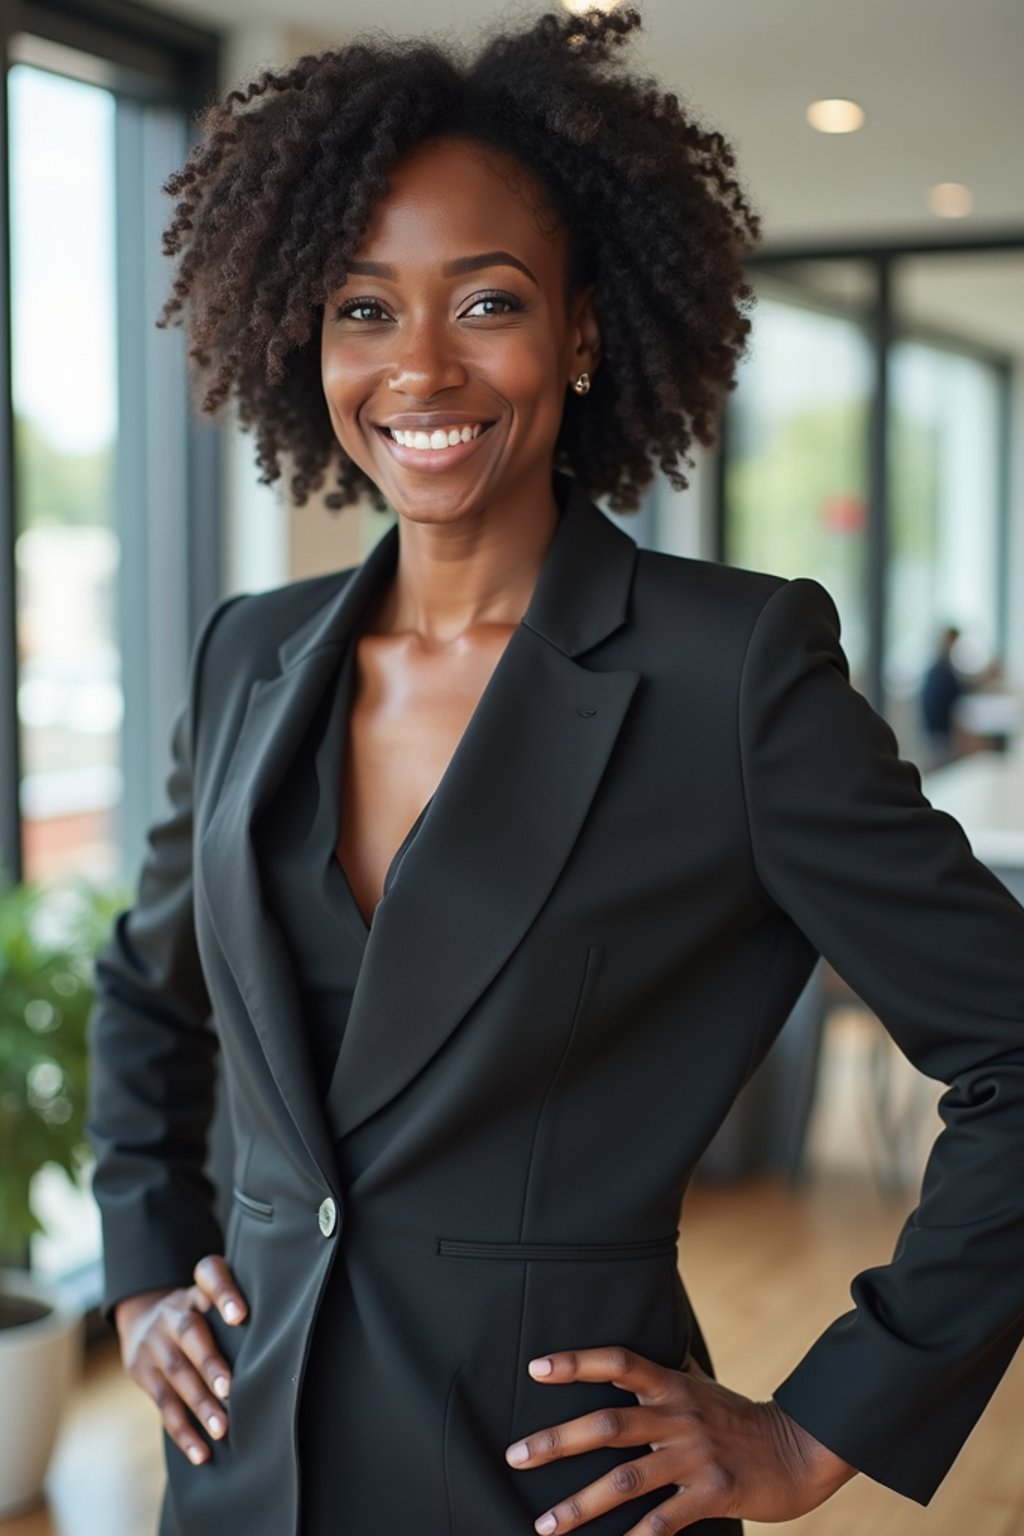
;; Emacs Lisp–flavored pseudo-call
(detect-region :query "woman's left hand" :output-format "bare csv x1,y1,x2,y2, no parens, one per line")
504,1346,857,1533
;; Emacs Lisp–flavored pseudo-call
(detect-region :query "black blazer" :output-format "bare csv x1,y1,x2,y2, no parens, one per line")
86,472,1024,1536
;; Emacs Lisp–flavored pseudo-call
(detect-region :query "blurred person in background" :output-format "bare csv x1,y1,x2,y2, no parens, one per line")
920,622,1005,764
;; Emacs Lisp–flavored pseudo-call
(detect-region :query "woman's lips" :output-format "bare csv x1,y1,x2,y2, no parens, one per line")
374,420,497,472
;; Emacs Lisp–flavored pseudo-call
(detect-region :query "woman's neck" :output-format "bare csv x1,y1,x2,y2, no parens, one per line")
368,480,561,645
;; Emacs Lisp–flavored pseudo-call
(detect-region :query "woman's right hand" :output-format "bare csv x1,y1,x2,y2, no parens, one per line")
113,1254,249,1466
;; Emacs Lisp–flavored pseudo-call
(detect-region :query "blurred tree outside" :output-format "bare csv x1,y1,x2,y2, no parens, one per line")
14,412,114,533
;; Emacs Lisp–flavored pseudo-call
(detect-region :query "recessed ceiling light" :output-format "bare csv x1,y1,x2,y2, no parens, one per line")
929,182,973,218
806,98,866,134
561,0,622,14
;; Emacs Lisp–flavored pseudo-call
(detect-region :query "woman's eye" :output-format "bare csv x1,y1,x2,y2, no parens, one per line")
333,299,389,322
462,292,523,318
331,292,522,323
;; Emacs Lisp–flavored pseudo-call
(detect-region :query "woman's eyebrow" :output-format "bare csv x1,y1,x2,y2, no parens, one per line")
444,251,539,284
343,251,539,285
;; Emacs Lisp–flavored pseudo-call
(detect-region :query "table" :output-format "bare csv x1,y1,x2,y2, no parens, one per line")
922,735,1024,905
954,690,1024,742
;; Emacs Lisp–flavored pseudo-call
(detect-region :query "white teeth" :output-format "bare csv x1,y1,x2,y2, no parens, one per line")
389,423,486,449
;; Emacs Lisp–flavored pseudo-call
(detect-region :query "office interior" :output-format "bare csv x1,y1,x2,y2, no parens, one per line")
0,1,1022,1532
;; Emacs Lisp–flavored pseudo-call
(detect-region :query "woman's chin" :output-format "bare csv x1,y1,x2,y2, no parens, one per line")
379,467,504,525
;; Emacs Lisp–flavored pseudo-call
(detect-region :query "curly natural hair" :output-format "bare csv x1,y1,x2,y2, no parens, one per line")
156,5,762,515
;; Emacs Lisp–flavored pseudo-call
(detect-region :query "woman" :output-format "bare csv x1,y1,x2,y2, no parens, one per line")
85,9,1024,1536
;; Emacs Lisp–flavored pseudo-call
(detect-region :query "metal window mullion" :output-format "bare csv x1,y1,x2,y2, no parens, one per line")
0,27,23,885
867,256,892,714
113,92,151,885
994,360,1012,665
177,103,222,641
142,101,190,812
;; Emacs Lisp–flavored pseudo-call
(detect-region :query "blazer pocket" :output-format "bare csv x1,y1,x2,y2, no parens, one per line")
498,1235,683,1515
436,1232,679,1262
232,1185,274,1222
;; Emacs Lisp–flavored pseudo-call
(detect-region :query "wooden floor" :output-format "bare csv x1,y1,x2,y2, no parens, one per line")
682,1176,1024,1536
9,1172,1023,1535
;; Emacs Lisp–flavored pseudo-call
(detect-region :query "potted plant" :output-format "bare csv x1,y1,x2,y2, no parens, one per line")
0,859,129,1519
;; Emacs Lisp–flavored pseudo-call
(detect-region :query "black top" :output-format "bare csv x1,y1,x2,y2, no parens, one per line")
258,634,434,1099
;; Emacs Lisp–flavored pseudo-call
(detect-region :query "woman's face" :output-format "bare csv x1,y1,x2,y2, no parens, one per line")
320,134,600,525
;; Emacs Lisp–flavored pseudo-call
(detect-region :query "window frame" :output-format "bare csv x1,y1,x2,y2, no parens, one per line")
1,0,221,888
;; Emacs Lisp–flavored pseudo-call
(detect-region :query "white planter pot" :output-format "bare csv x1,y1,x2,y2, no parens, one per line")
0,1268,85,1520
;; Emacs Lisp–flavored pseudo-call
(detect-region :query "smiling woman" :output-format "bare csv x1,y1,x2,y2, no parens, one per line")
153,5,760,517
85,6,1024,1536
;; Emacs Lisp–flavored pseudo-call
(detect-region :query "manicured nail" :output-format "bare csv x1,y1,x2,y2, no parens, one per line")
213,1375,230,1399
528,1357,552,1376
536,1515,557,1534
206,1413,223,1435
224,1299,242,1322
188,1445,206,1465
505,1441,529,1464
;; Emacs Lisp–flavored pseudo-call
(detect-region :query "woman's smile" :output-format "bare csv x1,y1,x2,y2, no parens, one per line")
372,417,499,473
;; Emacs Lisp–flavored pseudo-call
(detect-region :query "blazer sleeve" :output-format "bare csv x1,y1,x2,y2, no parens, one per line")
736,575,1024,1506
85,591,247,1328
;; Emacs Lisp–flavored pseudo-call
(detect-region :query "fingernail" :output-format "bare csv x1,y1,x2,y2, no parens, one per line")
528,1357,552,1376
206,1413,224,1435
213,1375,230,1399
505,1441,529,1464
536,1515,557,1534
224,1299,242,1322
188,1445,206,1465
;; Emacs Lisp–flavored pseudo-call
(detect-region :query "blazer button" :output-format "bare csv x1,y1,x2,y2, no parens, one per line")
318,1197,337,1237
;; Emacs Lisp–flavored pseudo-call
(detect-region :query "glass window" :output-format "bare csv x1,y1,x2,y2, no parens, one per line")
884,246,1013,765
723,282,874,687
10,63,121,886
887,343,1001,686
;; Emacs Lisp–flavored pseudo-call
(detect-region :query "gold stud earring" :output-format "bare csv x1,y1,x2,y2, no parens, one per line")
572,372,591,396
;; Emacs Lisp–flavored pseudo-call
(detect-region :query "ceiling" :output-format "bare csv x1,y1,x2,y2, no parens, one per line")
147,0,1024,353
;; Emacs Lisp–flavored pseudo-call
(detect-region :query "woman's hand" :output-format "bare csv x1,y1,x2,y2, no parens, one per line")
113,1254,249,1467
504,1346,857,1533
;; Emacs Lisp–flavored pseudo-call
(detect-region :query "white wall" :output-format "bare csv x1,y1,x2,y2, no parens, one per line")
650,446,717,562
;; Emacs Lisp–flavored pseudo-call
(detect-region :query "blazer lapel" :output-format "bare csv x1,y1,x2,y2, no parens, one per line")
324,477,641,1140
198,524,402,1184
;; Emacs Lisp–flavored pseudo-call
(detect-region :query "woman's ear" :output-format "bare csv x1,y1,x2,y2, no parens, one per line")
569,281,602,381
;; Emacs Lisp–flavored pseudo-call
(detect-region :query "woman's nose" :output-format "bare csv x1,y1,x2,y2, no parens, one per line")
386,319,469,398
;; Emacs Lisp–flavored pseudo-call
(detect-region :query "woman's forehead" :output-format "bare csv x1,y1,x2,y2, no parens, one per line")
349,135,568,269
